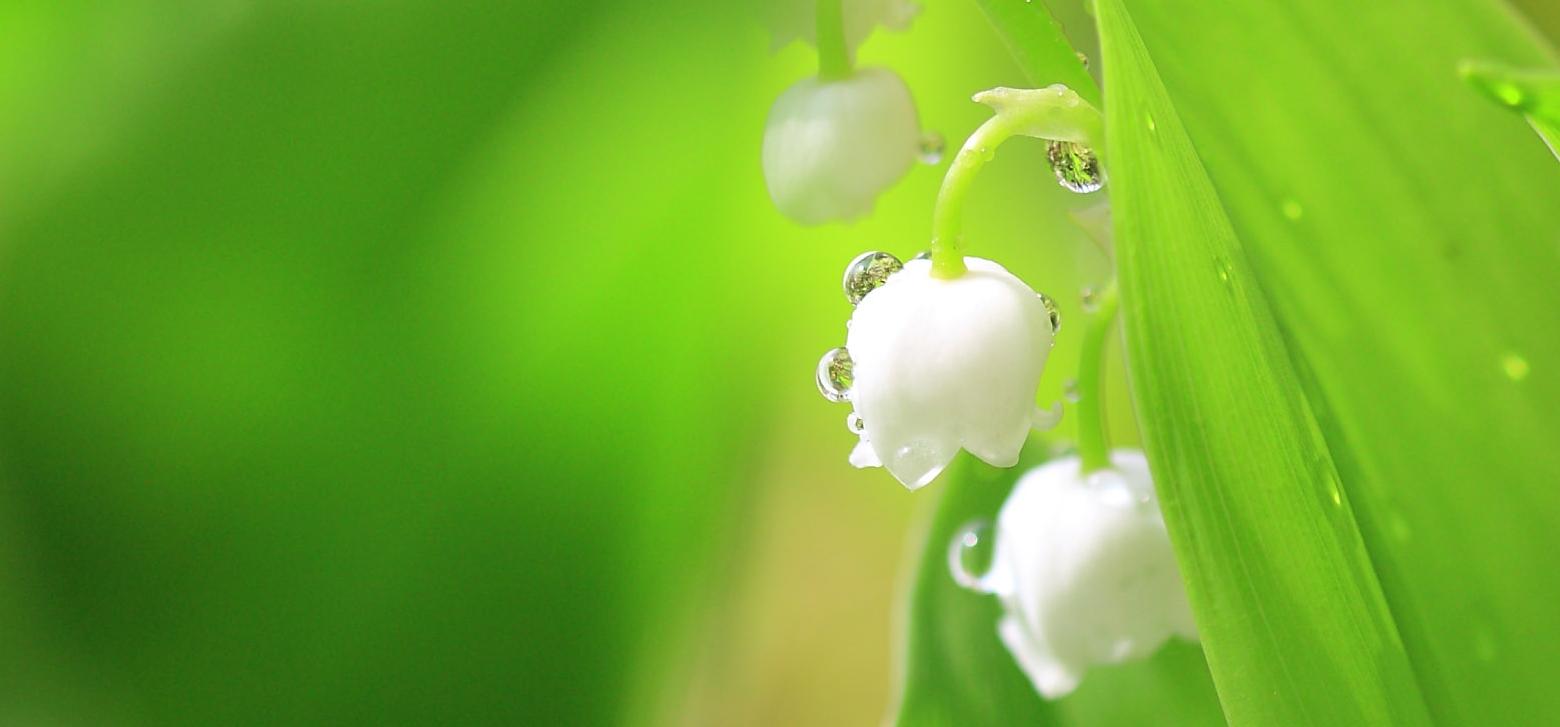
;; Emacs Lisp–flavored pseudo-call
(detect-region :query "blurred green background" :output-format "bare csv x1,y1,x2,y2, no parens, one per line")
10,1,1550,725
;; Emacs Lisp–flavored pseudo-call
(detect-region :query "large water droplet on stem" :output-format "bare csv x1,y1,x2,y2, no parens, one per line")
842,251,903,305
1047,140,1104,193
816,347,854,403
947,520,997,592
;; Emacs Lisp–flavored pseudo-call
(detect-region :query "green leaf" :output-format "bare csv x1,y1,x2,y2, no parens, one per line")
892,448,1225,727
973,0,1100,107
1094,0,1433,722
1461,60,1560,159
1107,0,1560,724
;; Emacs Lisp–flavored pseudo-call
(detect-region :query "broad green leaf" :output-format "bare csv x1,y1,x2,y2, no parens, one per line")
973,0,1100,106
1094,0,1433,723
1109,0,1560,724
892,448,1224,727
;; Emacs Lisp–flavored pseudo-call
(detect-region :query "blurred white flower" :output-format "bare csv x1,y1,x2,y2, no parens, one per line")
762,68,921,225
844,256,1058,489
986,450,1197,698
767,0,920,54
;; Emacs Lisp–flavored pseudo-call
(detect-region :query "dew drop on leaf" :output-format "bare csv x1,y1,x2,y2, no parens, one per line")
1064,378,1082,403
1501,352,1530,382
918,131,945,165
816,347,854,402
947,520,997,592
1080,285,1099,313
1281,198,1304,221
842,251,903,305
1046,140,1104,193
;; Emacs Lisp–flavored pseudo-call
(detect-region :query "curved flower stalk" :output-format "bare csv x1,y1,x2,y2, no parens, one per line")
963,450,1197,698
840,255,1060,488
763,69,923,225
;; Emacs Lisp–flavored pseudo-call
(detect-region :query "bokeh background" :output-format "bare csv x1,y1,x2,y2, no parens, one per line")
3,1,1551,725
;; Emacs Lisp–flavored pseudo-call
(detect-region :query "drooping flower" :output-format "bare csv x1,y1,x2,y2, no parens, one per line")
983,450,1198,698
766,0,921,56
833,255,1059,489
762,68,922,225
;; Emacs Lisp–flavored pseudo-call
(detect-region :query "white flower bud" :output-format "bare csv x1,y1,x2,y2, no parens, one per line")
767,0,920,54
986,450,1198,698
844,257,1056,489
762,68,921,225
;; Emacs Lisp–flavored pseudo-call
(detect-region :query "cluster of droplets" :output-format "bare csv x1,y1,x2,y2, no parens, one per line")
815,251,904,404
1046,140,1104,194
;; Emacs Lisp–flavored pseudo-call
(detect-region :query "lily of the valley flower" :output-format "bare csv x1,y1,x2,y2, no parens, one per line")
985,450,1197,698
844,256,1057,489
767,0,920,56
763,68,922,225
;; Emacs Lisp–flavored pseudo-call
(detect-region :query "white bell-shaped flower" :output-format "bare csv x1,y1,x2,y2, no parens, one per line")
762,68,921,225
843,256,1057,489
984,450,1198,698
767,0,920,54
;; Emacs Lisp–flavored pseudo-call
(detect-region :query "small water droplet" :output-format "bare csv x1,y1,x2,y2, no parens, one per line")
1386,511,1412,543
816,347,854,403
1080,285,1099,313
846,411,865,434
842,251,903,305
1501,352,1530,382
1493,83,1525,108
1038,292,1061,334
1281,198,1304,221
1064,378,1082,403
1214,256,1233,286
918,131,945,165
1046,140,1103,193
1076,51,1089,70
947,520,997,592
911,250,931,262
1329,484,1342,507
1145,113,1157,133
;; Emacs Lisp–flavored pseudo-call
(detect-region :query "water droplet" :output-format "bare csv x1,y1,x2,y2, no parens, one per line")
1281,198,1304,221
1387,511,1412,543
1064,379,1082,403
846,411,865,434
842,251,903,305
1214,256,1233,286
815,347,854,403
918,132,945,165
947,520,997,592
1075,51,1090,69
1080,286,1099,313
911,250,931,262
1046,140,1104,193
1501,352,1530,382
1328,483,1342,507
1038,292,1061,334
1145,113,1157,133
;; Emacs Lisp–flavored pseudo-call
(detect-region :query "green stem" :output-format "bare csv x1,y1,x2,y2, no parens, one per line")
815,0,851,81
930,86,1105,279
1076,279,1120,474
929,114,1024,278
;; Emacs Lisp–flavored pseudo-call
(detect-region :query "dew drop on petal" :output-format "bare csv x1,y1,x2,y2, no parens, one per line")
918,131,945,165
947,520,997,593
846,411,866,434
842,251,903,305
1038,291,1061,334
816,347,854,402
1046,140,1104,193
